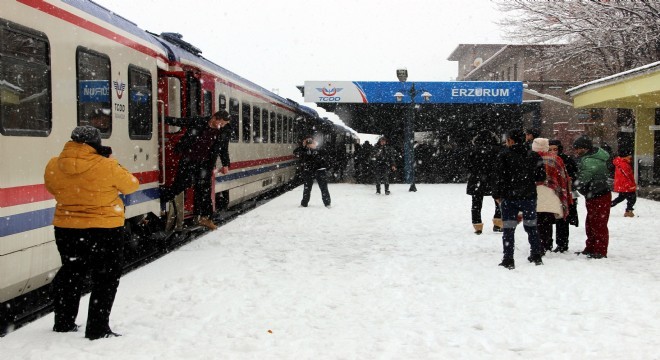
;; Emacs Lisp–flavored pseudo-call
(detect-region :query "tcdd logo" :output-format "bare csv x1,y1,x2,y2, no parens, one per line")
316,84,343,101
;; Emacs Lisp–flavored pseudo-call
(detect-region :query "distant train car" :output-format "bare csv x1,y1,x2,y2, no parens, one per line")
0,0,352,324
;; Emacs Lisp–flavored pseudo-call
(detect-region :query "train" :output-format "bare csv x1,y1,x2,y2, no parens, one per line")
0,0,357,330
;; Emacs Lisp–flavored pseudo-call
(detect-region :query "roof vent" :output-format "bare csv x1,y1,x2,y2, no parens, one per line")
160,32,202,56
473,57,483,68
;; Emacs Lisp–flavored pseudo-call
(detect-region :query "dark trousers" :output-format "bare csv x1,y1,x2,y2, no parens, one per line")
374,164,390,192
161,157,214,217
554,217,570,251
471,195,502,224
301,169,331,207
537,212,556,252
500,198,542,259
611,192,636,211
52,227,124,337
584,192,611,257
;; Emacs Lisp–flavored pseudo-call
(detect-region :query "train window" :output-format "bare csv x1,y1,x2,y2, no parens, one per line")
242,103,250,143
261,109,268,143
269,111,276,143
288,117,294,143
218,94,226,110
229,98,239,142
277,114,283,143
187,74,201,117
253,106,261,143
128,65,152,140
76,47,111,137
282,114,288,143
202,90,212,116
0,20,51,136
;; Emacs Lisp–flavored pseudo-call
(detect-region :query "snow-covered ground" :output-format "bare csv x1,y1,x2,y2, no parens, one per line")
3,184,660,359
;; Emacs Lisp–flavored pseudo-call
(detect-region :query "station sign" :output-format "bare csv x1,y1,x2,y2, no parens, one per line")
78,80,110,103
304,81,523,104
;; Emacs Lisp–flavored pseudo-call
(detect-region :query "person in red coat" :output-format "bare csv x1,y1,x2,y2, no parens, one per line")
611,149,637,217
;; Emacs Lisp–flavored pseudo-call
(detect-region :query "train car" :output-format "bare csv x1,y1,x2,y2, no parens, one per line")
0,0,350,329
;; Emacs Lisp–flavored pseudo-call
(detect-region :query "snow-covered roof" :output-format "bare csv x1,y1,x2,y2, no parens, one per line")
566,61,660,96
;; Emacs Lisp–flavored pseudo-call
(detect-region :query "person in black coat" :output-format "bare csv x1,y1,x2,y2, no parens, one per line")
294,135,331,208
160,110,231,230
371,136,397,195
493,129,546,269
549,139,579,252
465,130,503,234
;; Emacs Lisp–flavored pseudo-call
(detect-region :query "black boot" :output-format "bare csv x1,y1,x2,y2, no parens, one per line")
498,258,515,270
376,185,381,194
527,254,543,266
86,330,122,340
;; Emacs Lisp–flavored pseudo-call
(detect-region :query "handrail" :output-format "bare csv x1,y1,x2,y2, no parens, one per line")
158,100,166,185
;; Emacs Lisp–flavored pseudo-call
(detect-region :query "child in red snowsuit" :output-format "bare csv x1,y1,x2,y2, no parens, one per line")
611,151,637,217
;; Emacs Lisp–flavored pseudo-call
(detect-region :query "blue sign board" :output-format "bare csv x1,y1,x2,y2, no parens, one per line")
78,80,110,103
304,81,523,104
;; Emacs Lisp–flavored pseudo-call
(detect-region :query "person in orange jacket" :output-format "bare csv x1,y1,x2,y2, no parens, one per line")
611,149,637,217
44,125,139,340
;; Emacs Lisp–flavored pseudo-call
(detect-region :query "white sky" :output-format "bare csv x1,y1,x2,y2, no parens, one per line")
93,0,505,126
3,184,660,358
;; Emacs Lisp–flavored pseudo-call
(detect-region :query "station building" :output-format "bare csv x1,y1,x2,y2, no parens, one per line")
448,44,620,155
567,61,660,199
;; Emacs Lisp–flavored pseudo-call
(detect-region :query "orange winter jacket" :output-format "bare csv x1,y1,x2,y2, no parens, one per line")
44,141,139,228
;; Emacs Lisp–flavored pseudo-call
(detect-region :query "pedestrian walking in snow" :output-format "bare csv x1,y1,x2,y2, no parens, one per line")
294,135,332,208
493,129,546,269
371,136,397,195
572,135,612,259
611,149,637,217
44,126,139,340
464,129,503,234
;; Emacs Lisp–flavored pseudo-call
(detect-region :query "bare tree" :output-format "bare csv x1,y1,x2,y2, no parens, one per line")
494,0,660,78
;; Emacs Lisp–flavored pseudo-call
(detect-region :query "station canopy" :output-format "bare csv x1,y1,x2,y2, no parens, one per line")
299,80,529,144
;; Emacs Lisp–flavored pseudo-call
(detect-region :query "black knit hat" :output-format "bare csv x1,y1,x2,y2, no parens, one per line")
525,128,540,138
618,147,633,157
572,135,593,150
71,125,101,146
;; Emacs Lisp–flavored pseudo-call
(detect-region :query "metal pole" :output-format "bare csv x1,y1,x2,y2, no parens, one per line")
406,84,417,192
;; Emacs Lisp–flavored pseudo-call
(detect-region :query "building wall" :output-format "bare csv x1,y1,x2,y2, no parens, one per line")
450,44,619,155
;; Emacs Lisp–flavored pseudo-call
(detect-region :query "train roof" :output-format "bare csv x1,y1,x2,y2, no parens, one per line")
151,32,301,111
297,104,320,118
68,1,303,114
65,0,167,52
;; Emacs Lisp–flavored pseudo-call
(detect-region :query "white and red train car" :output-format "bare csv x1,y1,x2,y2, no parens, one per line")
0,0,356,325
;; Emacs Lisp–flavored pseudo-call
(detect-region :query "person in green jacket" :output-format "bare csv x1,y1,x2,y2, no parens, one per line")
572,135,612,259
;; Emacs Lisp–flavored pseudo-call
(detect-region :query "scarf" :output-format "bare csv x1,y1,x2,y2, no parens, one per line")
538,151,573,219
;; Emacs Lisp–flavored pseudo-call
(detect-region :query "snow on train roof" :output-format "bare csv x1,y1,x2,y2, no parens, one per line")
153,32,300,110
64,0,167,51
66,1,299,112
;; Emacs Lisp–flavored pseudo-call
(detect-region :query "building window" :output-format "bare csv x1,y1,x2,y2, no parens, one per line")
0,20,51,136
514,63,518,81
128,65,152,139
77,47,112,137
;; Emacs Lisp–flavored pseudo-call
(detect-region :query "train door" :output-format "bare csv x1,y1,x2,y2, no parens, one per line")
157,70,202,229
